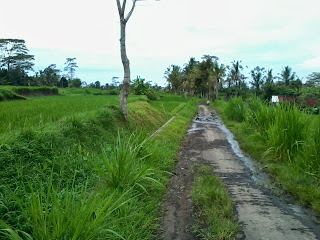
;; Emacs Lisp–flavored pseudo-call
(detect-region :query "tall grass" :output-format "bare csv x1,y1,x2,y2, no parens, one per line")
299,117,320,176
1,180,129,240
224,97,246,122
265,103,309,162
192,166,239,239
246,97,275,139
99,132,160,191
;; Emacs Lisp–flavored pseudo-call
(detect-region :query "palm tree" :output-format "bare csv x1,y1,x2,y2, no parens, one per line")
250,66,266,95
281,66,295,86
211,62,226,99
165,65,183,94
228,60,245,96
230,60,244,88
265,69,274,84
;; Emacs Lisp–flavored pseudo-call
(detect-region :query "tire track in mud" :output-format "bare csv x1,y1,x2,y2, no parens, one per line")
160,105,320,240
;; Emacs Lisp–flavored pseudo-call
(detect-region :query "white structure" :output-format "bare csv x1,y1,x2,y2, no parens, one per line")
271,95,279,104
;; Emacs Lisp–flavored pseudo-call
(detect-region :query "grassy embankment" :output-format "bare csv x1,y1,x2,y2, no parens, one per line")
212,97,320,214
0,88,25,102
0,92,198,239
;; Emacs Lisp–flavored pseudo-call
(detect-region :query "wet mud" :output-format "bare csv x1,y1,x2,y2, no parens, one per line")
160,105,320,240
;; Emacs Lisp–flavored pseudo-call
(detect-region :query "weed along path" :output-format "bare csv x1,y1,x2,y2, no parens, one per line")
160,105,320,240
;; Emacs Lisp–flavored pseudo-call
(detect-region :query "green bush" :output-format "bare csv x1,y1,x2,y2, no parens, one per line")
108,90,118,95
146,91,157,101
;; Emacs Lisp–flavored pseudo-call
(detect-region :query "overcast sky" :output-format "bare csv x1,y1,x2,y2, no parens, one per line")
1,0,319,86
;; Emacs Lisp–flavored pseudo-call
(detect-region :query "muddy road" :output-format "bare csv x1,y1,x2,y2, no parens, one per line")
160,105,320,240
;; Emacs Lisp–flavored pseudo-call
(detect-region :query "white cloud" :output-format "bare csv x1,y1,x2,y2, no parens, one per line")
1,0,320,85
297,57,320,70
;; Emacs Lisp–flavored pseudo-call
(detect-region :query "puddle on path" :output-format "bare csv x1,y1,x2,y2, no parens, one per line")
191,111,269,185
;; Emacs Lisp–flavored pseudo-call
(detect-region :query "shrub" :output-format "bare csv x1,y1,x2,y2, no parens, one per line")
146,91,157,101
109,90,118,95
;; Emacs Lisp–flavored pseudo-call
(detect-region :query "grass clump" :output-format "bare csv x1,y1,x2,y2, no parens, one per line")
265,103,309,162
192,165,239,240
224,97,246,122
1,181,128,240
99,132,159,191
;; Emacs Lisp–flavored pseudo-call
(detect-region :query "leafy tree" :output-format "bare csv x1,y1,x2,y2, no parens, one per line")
229,60,245,88
131,76,151,95
184,64,201,96
291,78,303,92
250,66,266,95
116,0,159,119
58,77,68,88
281,66,295,86
227,60,246,97
183,57,200,96
211,61,226,99
165,65,183,94
183,57,198,76
265,69,274,84
305,72,320,87
95,81,101,89
263,69,275,100
64,58,78,81
37,64,60,86
0,39,34,72
69,78,82,88
200,55,218,99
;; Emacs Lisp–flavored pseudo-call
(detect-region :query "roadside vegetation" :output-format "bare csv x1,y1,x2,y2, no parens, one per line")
192,165,239,240
213,97,320,213
0,92,198,239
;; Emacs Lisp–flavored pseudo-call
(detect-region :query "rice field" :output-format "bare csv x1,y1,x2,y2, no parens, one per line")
0,92,197,239
0,95,149,134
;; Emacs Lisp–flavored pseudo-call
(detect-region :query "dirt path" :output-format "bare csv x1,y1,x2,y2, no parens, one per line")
160,105,320,240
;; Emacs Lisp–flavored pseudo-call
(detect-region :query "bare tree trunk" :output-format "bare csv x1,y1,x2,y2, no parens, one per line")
119,20,130,119
214,85,219,99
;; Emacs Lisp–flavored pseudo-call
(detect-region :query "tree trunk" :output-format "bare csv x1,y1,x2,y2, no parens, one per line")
119,20,131,119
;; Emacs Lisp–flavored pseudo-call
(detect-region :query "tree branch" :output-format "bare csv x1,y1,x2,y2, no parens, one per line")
125,0,138,22
116,0,122,17
122,0,127,16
